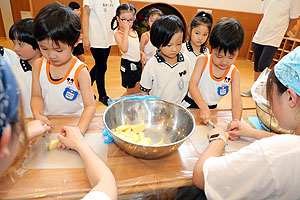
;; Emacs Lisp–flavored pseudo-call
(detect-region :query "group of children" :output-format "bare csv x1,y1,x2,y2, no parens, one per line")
112,3,244,124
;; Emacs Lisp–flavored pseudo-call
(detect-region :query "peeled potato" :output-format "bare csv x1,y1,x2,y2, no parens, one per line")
129,124,146,133
116,125,130,132
47,139,60,150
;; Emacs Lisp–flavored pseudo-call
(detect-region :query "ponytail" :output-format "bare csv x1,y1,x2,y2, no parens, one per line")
111,16,119,30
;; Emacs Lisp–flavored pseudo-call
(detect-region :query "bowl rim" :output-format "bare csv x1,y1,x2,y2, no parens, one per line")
103,99,196,147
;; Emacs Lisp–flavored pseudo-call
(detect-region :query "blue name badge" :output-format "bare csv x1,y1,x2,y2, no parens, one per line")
217,85,229,96
63,87,78,101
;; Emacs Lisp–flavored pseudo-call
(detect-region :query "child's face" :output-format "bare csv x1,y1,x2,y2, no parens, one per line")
73,8,81,17
117,11,135,30
13,39,38,61
190,24,209,47
211,49,238,70
160,31,183,60
148,14,161,28
38,39,73,67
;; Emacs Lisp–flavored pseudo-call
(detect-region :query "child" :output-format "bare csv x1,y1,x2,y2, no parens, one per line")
32,2,95,136
140,15,192,107
111,3,143,96
189,18,244,124
140,8,163,65
8,18,42,118
182,11,212,68
193,46,300,199
68,1,85,62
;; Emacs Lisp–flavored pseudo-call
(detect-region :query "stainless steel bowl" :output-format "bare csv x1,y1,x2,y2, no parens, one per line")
103,100,195,159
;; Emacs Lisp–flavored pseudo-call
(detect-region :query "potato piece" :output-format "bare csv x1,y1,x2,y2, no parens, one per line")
138,132,145,140
129,124,146,133
116,125,131,132
47,139,60,150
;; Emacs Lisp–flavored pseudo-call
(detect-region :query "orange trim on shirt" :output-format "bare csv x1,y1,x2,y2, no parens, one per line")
201,54,209,76
38,56,44,79
210,61,231,82
145,31,150,45
74,64,87,90
118,30,138,38
230,66,237,83
46,57,77,85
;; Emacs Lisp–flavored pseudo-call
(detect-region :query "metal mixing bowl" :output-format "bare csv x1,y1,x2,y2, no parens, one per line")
103,100,195,159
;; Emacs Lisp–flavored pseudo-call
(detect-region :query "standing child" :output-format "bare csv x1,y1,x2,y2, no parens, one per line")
9,18,41,117
140,15,192,107
111,3,142,96
189,18,244,124
182,11,212,68
140,8,163,65
32,3,95,136
68,1,85,62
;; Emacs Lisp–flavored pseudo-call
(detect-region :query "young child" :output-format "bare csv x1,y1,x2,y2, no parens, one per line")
32,2,95,136
140,15,192,107
189,18,244,124
193,46,300,199
68,1,85,62
140,8,163,65
111,3,143,96
8,18,41,118
182,11,212,68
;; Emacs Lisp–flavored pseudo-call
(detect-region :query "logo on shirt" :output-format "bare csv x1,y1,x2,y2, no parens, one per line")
217,85,229,96
224,77,231,83
67,77,74,85
63,87,78,101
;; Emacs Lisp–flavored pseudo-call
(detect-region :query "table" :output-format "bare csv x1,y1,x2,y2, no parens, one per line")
0,108,257,199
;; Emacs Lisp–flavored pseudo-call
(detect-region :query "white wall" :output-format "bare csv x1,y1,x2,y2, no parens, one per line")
133,0,263,14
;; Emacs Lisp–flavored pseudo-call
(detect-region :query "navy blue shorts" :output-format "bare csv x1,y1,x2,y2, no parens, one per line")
120,58,142,89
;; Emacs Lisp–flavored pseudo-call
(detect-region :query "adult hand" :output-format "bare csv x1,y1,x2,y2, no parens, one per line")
57,126,85,151
26,120,51,141
199,106,211,124
227,119,251,140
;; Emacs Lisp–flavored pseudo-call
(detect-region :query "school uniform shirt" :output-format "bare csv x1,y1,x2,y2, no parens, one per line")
0,47,19,67
118,30,140,62
9,58,33,117
181,40,209,70
83,0,119,48
198,54,237,106
81,191,111,200
253,0,300,47
203,134,300,200
140,51,191,107
143,31,157,61
38,57,85,116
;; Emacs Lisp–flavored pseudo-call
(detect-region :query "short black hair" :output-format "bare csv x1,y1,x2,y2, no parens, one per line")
150,15,185,48
147,8,164,20
33,2,81,47
9,18,39,50
209,18,244,55
68,1,80,10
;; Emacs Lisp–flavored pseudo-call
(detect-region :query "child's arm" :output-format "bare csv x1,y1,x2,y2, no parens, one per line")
230,69,242,121
189,56,211,124
77,67,96,134
82,5,91,52
140,33,148,65
31,58,51,126
114,21,131,53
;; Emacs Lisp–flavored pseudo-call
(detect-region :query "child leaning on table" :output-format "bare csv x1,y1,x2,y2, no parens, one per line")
140,15,192,107
189,18,244,124
31,3,95,138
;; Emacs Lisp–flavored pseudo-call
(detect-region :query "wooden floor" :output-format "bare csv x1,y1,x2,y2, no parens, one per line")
0,39,256,114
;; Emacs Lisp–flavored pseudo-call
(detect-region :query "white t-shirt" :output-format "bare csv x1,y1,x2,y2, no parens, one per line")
203,134,300,200
81,191,111,200
1,47,19,67
83,0,119,48
140,51,191,107
253,0,300,47
118,30,140,62
143,31,157,61
181,41,209,70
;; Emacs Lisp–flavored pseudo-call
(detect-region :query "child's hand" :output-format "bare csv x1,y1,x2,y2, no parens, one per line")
57,126,85,151
227,119,251,140
35,115,52,127
199,106,211,124
207,127,228,142
122,20,132,33
141,52,147,65
26,120,51,141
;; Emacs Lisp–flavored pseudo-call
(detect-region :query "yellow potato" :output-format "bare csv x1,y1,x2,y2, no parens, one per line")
47,139,60,151
138,132,145,140
116,125,131,132
129,124,146,133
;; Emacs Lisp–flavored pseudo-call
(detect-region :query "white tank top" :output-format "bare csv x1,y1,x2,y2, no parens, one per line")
143,31,157,61
199,54,237,105
118,30,140,62
38,57,85,116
